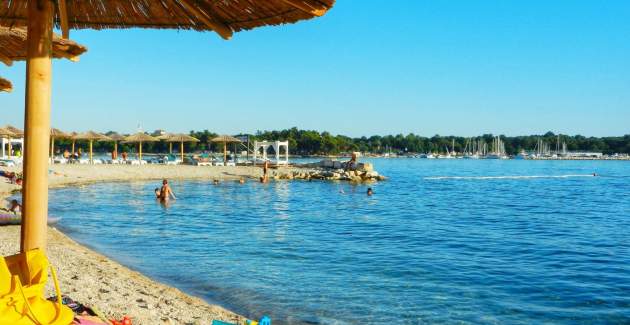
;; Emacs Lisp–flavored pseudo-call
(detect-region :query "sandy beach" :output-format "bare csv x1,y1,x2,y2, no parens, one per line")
0,164,297,325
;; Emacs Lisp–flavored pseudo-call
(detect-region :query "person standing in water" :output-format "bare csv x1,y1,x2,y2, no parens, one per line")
262,160,270,183
159,179,176,201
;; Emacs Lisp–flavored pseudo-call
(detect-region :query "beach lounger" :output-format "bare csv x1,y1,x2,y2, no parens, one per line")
213,161,225,166
0,160,16,167
127,160,147,165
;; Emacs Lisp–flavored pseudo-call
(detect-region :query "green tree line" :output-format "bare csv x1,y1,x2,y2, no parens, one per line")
50,129,630,156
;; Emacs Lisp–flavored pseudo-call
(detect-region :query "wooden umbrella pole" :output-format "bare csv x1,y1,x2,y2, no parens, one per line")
71,140,75,154
139,142,143,161
169,142,172,154
180,141,184,162
21,0,54,252
89,139,93,163
224,142,227,163
49,136,54,162
8,138,12,157
114,141,118,159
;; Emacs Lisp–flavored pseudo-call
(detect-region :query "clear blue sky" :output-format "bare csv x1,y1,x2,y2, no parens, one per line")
1,1,629,137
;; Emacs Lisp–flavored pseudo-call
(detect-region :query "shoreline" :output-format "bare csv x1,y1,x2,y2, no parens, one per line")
0,164,293,325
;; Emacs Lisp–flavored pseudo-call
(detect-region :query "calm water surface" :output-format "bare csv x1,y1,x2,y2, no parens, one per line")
49,160,630,324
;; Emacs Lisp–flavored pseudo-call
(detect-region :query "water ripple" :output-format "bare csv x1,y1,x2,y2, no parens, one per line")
48,160,630,324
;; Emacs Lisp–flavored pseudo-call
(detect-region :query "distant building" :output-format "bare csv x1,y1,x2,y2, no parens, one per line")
566,152,603,158
152,129,167,136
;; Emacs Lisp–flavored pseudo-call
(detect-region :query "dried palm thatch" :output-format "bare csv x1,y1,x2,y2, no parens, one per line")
0,126,16,137
211,135,242,143
166,134,200,143
0,27,87,66
0,76,11,92
5,125,23,136
0,0,335,40
107,132,126,141
123,132,158,143
74,130,112,141
50,128,69,138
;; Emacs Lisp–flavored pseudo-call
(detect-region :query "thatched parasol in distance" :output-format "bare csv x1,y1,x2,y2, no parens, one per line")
0,127,16,157
0,0,335,266
0,76,11,92
4,125,23,157
5,125,23,137
0,127,16,138
0,27,87,66
49,128,70,161
123,133,159,161
166,134,200,163
156,133,175,154
211,135,242,164
107,133,126,160
74,131,112,163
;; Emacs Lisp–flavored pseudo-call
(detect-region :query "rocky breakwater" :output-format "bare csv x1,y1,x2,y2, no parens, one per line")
278,159,386,182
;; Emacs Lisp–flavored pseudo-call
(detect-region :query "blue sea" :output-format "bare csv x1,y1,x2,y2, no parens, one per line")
48,160,630,324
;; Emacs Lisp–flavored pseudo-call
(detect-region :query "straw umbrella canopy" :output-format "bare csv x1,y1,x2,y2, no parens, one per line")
49,128,70,161
166,134,200,162
211,135,242,163
73,131,112,163
4,125,23,157
123,133,158,161
0,127,16,157
0,76,11,92
107,133,125,160
5,125,23,137
0,127,16,138
0,27,87,66
0,0,335,255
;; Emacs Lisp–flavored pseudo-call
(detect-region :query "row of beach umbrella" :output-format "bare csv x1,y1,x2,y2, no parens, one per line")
0,126,243,164
0,0,335,292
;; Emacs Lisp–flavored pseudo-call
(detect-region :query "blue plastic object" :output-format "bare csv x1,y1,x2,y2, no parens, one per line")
259,316,271,325
212,320,236,325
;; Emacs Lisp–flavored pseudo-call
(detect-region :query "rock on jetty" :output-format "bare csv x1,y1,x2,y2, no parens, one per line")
276,159,386,182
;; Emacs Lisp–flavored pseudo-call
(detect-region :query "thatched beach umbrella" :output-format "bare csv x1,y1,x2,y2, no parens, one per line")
49,128,69,161
156,133,174,154
5,125,23,137
108,133,126,160
167,134,200,162
0,0,335,257
0,76,11,92
123,133,158,161
68,131,77,154
74,131,112,163
0,27,87,66
4,125,23,157
0,127,16,138
211,135,242,164
0,127,16,157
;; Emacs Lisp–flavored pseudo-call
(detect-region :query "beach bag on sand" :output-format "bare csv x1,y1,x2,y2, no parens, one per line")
0,249,74,325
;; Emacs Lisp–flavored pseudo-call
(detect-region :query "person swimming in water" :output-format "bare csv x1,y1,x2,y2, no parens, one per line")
158,179,176,201
154,188,161,199
367,188,373,196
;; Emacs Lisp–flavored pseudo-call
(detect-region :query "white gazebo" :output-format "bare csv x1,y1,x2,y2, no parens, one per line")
254,140,289,166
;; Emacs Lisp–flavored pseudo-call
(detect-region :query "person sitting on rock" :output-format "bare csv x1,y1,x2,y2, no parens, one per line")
345,152,358,170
